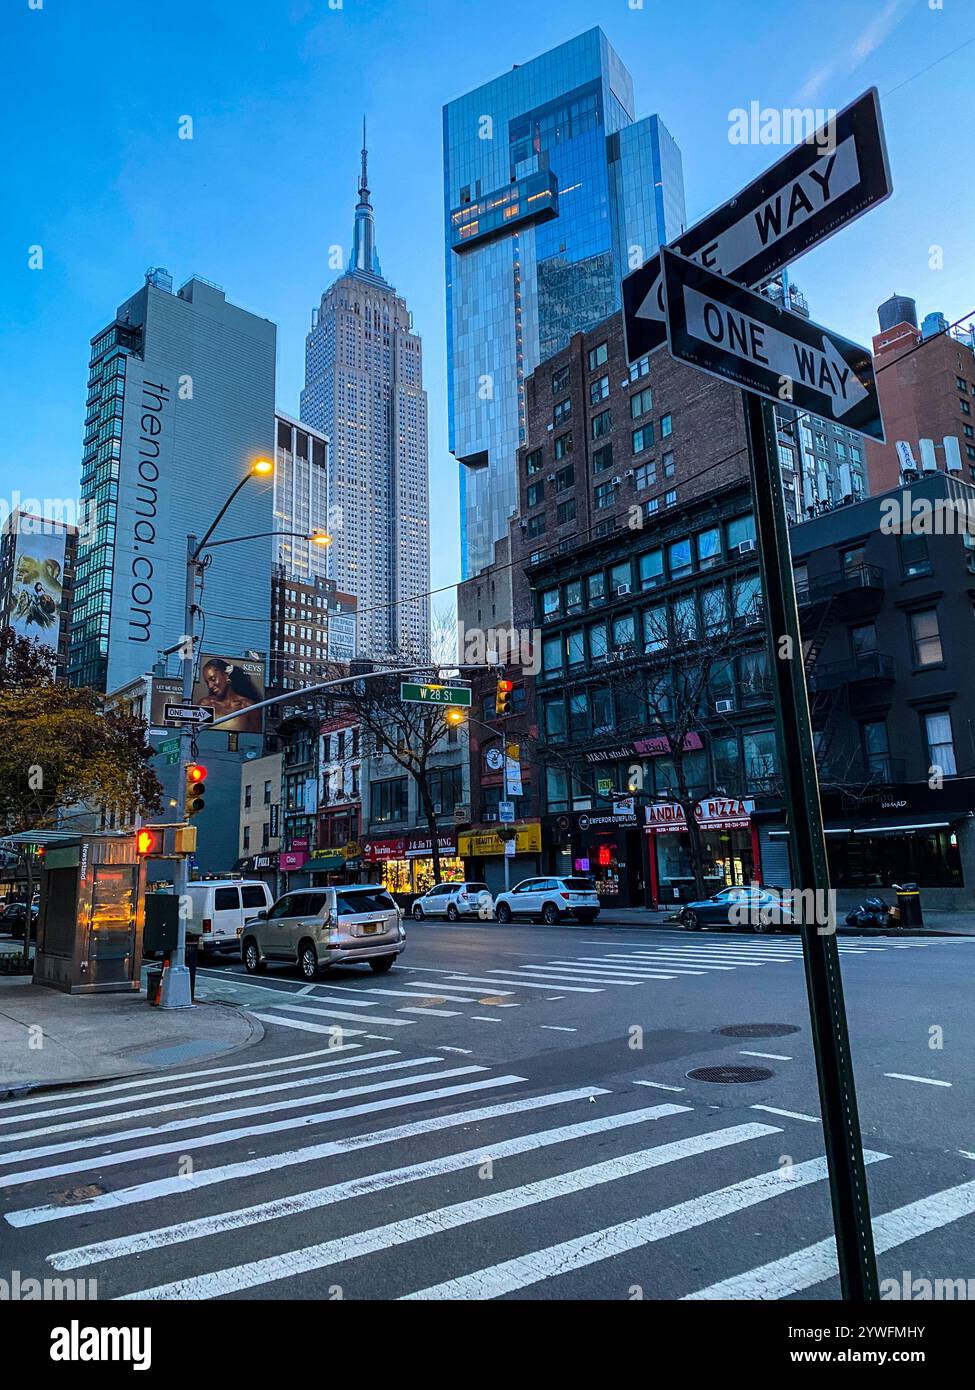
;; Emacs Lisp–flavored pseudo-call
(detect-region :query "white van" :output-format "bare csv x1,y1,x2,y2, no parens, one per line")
184,879,274,955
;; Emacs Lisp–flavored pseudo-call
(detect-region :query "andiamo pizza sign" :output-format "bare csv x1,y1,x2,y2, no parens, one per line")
645,797,755,833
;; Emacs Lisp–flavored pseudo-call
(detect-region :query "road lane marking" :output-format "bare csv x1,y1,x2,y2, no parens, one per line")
251,1013,367,1036
633,1080,685,1092
119,1121,779,1300
740,1051,792,1061
397,1007,462,1017
750,1105,819,1123
0,1075,528,1193
400,1150,888,1301
685,1175,975,1299
8,1087,598,1228
540,1026,577,1033
49,1104,690,1269
271,1002,416,1028
884,1072,952,1087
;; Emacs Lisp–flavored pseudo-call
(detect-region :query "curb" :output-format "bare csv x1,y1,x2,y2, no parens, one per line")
0,1000,265,1103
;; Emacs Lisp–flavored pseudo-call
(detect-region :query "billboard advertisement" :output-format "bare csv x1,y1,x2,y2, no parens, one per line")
193,653,265,733
8,525,67,641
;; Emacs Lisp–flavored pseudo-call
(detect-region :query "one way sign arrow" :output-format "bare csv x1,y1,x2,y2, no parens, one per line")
660,248,884,440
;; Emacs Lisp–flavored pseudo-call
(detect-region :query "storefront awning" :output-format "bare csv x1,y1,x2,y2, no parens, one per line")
769,813,970,839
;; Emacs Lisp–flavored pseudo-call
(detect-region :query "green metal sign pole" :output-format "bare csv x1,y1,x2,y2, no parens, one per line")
744,391,879,1301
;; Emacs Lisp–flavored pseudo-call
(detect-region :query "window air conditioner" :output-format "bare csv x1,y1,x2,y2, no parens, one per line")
546,473,556,482
738,539,757,555
715,699,735,713
615,583,632,596
611,475,622,485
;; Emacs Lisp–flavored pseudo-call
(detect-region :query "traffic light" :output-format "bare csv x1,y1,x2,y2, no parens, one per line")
185,763,207,818
136,828,159,856
495,678,514,717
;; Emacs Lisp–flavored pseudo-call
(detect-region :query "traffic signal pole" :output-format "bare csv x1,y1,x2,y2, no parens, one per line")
744,392,878,1299
158,533,198,1010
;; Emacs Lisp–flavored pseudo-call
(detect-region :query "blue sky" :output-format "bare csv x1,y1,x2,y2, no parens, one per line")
4,0,973,604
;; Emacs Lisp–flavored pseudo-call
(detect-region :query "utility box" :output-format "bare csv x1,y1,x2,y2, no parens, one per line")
33,834,147,994
144,893,180,955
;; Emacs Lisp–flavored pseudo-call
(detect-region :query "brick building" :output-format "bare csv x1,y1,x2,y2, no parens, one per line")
866,303,975,493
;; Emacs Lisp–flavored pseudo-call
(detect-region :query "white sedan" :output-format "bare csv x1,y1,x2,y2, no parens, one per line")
493,876,601,925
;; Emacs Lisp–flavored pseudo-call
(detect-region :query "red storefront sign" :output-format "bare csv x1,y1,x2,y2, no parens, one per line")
645,798,756,833
280,850,308,869
362,836,406,862
406,830,458,859
290,837,310,851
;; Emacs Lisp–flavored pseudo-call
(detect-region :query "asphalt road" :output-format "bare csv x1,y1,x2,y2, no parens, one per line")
1,920,973,1301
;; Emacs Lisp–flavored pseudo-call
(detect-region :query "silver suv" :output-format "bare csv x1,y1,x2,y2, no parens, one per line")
241,885,405,980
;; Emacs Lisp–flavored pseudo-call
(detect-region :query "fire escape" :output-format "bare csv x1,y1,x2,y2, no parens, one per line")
797,564,896,787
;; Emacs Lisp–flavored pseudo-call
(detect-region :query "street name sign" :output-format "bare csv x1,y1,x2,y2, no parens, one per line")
399,682,472,707
623,88,891,361
660,248,884,440
158,737,180,755
163,703,215,726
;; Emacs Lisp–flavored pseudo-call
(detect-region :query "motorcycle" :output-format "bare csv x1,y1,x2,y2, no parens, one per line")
844,895,899,929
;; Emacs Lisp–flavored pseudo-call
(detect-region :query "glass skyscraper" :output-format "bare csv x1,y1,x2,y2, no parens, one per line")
443,27,686,577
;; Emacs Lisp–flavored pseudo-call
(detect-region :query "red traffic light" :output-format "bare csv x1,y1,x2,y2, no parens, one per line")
187,763,207,783
496,678,514,716
136,828,158,855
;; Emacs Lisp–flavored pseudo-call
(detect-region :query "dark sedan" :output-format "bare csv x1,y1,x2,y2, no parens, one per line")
679,886,795,934
0,901,39,939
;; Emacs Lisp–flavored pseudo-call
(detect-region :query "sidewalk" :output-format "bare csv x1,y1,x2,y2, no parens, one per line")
0,975,263,1095
591,906,975,935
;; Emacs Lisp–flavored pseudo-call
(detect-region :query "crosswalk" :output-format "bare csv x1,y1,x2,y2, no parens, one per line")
2,1040,974,1300
195,935,972,1035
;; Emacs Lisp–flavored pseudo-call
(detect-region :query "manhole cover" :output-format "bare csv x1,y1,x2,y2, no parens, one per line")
687,1065,773,1084
715,1023,801,1039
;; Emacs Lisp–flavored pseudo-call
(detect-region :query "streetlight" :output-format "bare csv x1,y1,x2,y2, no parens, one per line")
161,457,277,1010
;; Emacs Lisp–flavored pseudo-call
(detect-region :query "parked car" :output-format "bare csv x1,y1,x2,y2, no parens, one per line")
411,881,491,921
0,900,39,939
679,885,795,933
183,879,275,955
241,884,405,979
493,876,600,925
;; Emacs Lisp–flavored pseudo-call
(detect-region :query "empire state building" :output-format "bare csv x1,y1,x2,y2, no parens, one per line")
300,128,431,660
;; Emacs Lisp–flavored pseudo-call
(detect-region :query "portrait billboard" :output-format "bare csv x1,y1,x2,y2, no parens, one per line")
8,525,67,642
192,653,265,733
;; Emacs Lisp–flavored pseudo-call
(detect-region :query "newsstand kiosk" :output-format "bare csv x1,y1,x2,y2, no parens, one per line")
33,832,147,994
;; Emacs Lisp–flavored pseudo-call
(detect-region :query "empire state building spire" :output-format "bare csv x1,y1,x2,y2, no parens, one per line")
350,118,384,280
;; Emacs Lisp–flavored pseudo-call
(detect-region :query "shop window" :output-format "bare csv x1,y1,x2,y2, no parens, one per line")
911,608,942,667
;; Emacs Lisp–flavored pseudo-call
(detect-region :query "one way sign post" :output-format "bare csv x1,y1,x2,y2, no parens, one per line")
659,248,884,440
629,90,891,1302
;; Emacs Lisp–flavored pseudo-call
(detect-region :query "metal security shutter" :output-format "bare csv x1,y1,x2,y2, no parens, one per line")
759,825,792,890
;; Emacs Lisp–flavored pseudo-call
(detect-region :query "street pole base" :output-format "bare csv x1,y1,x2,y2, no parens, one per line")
158,964,194,1009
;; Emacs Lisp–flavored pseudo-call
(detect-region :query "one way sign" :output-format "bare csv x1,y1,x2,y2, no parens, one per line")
623,88,891,362
660,248,884,440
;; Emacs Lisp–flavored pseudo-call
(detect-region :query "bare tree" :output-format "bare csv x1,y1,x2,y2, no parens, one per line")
325,661,463,884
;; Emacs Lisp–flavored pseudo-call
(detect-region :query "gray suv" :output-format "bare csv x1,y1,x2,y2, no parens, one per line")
241,885,405,980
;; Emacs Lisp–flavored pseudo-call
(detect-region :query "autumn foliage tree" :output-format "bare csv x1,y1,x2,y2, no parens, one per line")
0,628,162,950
